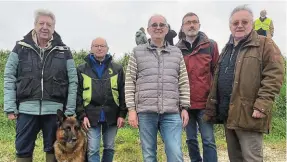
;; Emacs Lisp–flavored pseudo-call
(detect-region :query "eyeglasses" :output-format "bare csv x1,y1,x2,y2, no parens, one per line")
150,23,167,28
92,45,107,48
183,20,199,26
231,20,250,27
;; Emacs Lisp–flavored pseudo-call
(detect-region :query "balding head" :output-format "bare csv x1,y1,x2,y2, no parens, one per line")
91,37,108,48
148,14,167,27
260,10,267,18
91,37,109,60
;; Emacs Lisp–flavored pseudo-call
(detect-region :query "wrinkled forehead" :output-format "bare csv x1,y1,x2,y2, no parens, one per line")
36,15,54,24
230,10,253,22
148,16,167,26
183,15,199,23
92,38,107,46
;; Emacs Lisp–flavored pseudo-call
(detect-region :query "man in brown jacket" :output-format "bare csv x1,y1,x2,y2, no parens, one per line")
204,5,284,162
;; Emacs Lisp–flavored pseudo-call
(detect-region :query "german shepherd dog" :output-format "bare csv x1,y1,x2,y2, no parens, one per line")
54,109,87,162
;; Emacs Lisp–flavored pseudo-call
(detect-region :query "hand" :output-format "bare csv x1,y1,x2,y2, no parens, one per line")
252,110,266,119
128,110,138,128
181,109,189,128
8,113,17,120
117,117,125,128
82,117,91,131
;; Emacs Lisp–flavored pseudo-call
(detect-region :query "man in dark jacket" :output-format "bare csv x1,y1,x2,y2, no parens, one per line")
165,24,177,45
76,37,127,162
204,5,284,162
4,9,78,162
176,12,219,162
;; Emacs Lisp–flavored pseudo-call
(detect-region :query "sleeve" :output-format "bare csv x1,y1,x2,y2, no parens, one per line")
4,50,19,114
118,67,128,118
75,67,86,121
64,50,78,116
178,54,191,110
253,38,285,115
124,51,137,111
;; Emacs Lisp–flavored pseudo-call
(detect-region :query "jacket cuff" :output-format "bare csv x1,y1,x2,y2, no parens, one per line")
128,107,136,111
77,112,87,121
119,110,127,119
253,99,272,115
6,111,15,115
179,106,189,111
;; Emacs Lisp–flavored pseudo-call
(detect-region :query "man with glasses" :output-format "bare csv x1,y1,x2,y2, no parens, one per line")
125,14,190,162
76,37,127,162
176,12,219,162
204,5,284,162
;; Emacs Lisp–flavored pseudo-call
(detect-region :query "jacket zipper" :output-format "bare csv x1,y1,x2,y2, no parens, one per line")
21,43,59,115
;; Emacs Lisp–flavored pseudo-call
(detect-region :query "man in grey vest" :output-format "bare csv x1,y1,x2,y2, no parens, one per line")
125,14,190,162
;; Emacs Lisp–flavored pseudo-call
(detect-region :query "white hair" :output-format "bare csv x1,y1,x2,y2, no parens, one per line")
229,4,253,23
34,9,56,25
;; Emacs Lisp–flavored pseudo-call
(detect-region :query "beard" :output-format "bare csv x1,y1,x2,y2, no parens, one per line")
186,30,199,37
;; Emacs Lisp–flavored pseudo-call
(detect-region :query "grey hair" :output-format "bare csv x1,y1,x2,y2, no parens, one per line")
147,14,168,27
229,4,253,23
34,9,56,25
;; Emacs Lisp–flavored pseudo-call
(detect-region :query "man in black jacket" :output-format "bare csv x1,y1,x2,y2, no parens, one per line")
165,24,177,45
76,37,127,162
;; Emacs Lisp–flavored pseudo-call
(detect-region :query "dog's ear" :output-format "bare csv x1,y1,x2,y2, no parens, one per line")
57,109,66,126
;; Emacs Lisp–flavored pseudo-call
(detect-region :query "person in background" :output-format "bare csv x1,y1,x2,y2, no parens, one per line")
135,27,148,45
253,9,274,38
165,24,177,45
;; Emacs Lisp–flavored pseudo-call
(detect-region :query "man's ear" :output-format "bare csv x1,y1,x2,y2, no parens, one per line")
57,109,66,126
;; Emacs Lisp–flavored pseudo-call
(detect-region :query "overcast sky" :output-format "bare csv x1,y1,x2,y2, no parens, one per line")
0,0,286,59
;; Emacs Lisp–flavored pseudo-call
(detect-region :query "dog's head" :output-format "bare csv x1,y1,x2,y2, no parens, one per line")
56,109,81,149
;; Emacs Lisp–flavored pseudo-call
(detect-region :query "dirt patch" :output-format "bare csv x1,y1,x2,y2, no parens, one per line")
184,144,286,162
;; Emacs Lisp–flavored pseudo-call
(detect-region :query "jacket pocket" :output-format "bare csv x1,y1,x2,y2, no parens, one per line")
19,61,32,72
16,77,33,99
51,77,68,99
238,97,265,131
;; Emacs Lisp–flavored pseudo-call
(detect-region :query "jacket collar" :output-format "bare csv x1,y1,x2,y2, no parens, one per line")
84,53,112,66
229,30,261,48
22,29,65,49
146,39,172,52
176,31,209,50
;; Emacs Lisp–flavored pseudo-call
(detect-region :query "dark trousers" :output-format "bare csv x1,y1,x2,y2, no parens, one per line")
15,113,58,158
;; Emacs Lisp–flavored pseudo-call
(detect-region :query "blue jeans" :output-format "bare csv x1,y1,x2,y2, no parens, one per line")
185,109,217,162
87,123,118,162
138,113,183,162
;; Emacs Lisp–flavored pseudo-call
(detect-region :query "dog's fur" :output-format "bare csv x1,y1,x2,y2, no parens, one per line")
54,110,87,162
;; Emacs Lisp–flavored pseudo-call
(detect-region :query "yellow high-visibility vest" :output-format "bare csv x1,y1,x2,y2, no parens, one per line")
254,18,272,31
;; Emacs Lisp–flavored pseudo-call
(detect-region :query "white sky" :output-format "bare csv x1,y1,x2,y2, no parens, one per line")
0,0,286,59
